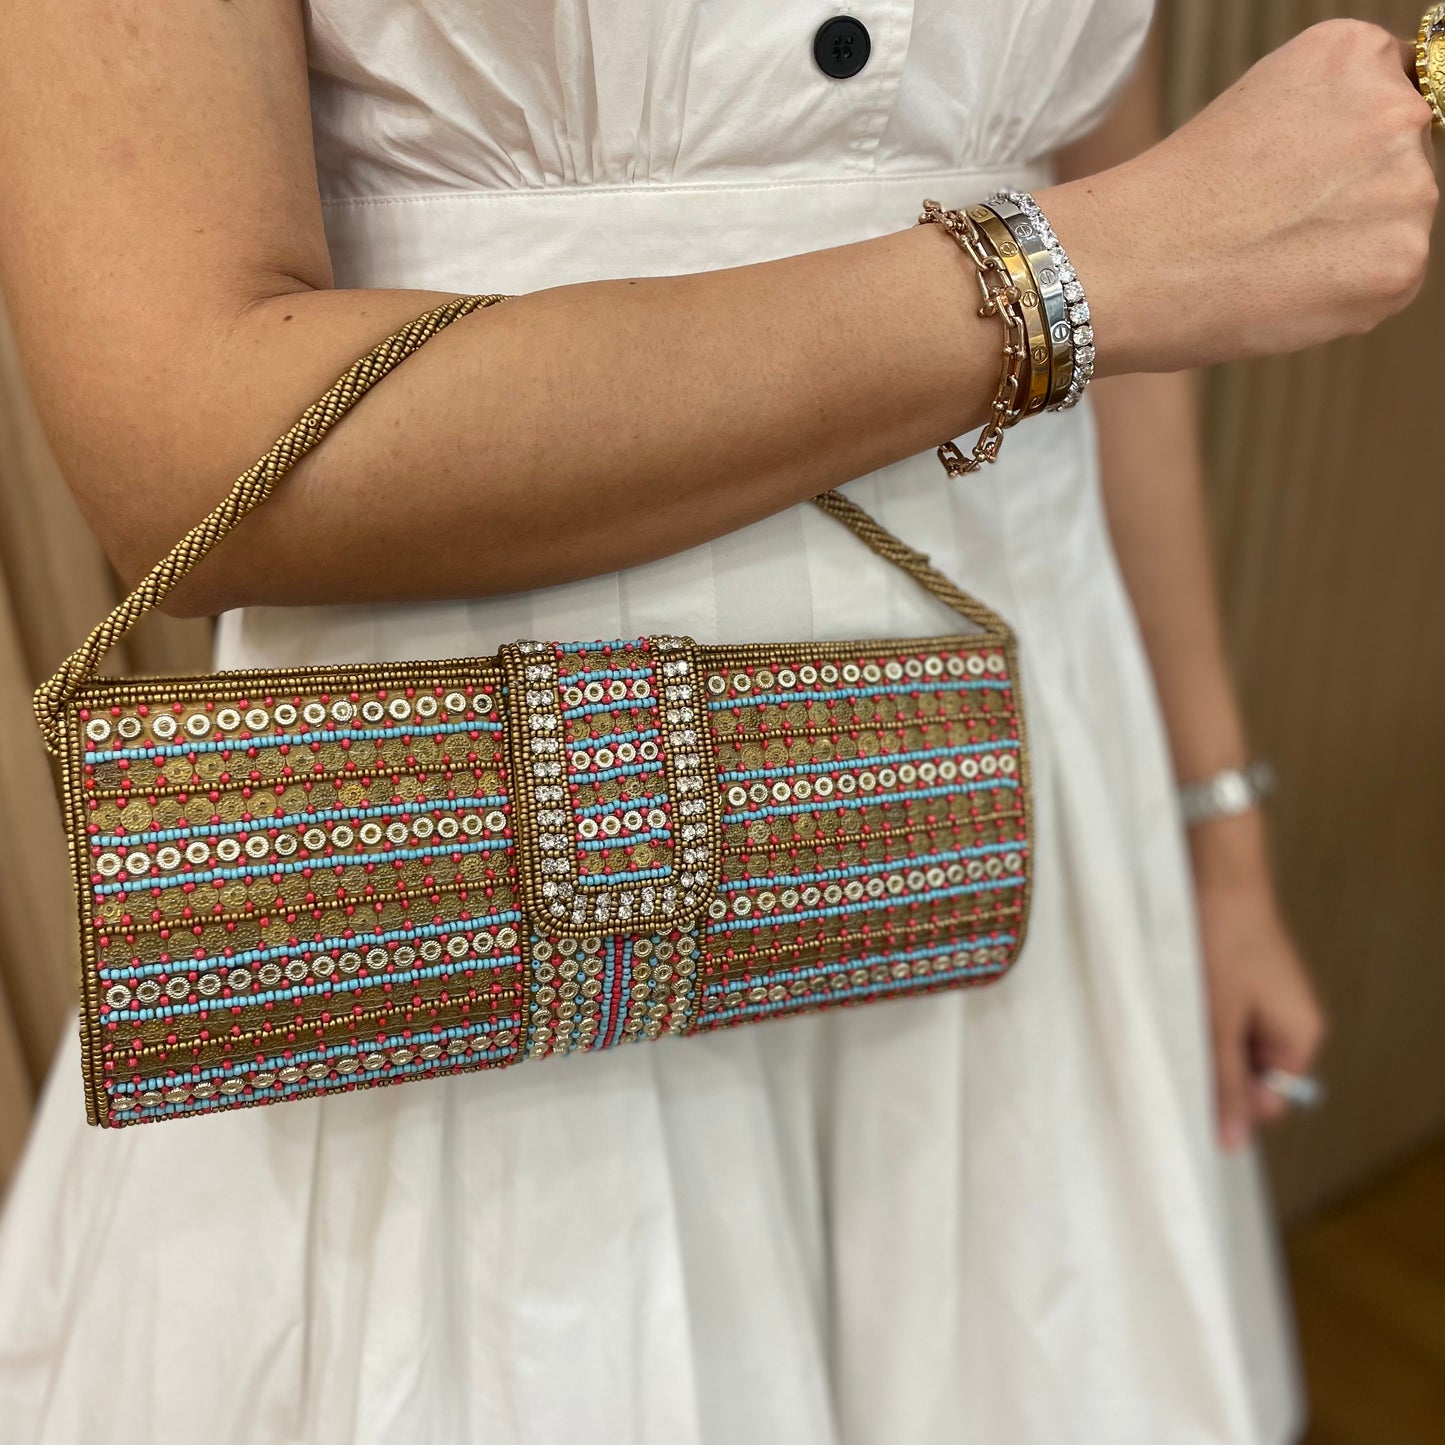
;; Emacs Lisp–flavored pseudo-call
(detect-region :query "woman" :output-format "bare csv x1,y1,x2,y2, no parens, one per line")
0,2,1435,1441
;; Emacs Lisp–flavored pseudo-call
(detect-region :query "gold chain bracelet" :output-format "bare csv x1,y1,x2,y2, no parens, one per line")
917,198,1030,478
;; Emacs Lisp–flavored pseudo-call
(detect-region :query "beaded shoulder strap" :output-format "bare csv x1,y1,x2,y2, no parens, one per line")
34,293,1009,753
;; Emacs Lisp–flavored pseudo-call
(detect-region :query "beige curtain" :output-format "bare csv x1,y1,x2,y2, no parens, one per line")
1,2,1442,1217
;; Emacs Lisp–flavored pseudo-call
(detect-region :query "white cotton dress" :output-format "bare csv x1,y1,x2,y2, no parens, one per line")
0,2,1305,1442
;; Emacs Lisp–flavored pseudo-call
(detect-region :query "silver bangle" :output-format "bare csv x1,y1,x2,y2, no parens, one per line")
989,188,1095,410
1177,760,1277,828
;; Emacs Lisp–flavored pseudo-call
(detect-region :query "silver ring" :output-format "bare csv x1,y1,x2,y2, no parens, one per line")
1260,1068,1326,1110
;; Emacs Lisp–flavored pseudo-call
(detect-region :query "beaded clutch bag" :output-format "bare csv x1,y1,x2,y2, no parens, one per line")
34,296,1034,1127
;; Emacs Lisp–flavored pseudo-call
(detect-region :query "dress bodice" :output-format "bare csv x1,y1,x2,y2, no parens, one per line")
305,0,1154,203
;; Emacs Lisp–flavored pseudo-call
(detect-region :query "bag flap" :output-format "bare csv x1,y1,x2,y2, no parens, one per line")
499,636,719,936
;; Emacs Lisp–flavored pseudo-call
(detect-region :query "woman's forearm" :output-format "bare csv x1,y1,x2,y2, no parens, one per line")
76,227,1013,617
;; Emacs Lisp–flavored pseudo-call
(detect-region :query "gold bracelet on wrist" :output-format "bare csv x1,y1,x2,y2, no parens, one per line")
917,198,1030,478
967,205,1052,420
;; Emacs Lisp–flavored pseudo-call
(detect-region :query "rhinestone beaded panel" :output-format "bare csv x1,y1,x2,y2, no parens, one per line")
64,633,1030,1127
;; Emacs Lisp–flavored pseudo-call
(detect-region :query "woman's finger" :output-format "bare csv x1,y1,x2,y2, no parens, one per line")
1213,1009,1253,1152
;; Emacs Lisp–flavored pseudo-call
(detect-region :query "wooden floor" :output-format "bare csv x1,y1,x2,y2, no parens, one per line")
1290,1140,1445,1445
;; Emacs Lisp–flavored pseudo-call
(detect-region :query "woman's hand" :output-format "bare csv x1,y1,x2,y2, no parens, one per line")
1043,18,1439,375
1190,813,1328,1152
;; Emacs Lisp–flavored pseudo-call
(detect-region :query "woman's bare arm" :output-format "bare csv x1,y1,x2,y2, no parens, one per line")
0,2,1433,618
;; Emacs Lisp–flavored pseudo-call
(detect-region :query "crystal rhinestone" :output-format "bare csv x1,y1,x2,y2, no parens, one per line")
1075,324,1094,346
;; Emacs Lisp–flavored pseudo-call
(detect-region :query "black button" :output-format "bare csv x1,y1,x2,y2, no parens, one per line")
813,16,871,80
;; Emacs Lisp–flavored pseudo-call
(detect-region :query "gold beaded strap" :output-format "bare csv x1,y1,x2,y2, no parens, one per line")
809,489,1009,640
34,292,1012,754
